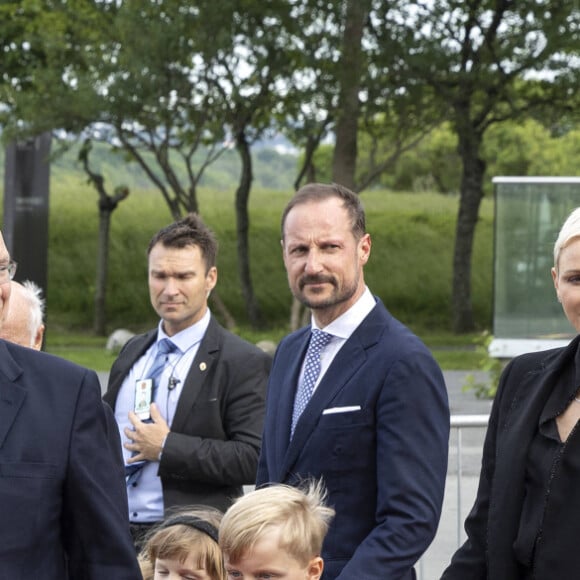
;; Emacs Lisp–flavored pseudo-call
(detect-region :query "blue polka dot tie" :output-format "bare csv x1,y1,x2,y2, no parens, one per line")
291,329,333,437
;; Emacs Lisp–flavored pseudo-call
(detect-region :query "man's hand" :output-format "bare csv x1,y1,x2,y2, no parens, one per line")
124,403,170,463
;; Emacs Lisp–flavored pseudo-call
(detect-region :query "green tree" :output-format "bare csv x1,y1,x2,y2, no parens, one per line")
209,0,301,327
484,120,580,181
78,139,129,336
1,0,298,329
0,1,122,334
387,0,579,332
331,0,372,189
281,1,439,195
1,1,239,216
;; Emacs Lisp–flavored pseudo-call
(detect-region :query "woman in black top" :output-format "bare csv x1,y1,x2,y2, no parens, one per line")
442,207,580,579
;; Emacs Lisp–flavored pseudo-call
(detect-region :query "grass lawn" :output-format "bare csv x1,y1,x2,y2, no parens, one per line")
38,186,493,375
44,328,484,372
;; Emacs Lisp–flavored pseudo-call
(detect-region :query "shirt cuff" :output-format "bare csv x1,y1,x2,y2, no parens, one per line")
158,434,169,461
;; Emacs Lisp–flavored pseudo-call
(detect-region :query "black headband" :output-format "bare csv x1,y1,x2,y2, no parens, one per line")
158,515,219,543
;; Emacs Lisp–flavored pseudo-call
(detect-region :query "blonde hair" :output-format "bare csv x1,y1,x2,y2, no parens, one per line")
219,481,335,567
139,507,226,580
553,207,580,268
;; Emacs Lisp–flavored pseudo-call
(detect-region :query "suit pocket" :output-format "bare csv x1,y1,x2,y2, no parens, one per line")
318,407,367,428
0,461,57,478
310,408,374,470
0,462,60,553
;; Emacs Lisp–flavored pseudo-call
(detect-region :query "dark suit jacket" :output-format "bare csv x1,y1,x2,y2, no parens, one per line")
0,339,140,580
441,335,580,580
104,316,270,513
256,299,449,580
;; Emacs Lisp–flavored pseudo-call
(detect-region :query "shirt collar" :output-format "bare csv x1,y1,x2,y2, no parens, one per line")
312,286,376,340
156,309,211,353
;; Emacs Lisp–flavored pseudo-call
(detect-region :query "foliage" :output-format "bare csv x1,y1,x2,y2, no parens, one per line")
382,0,580,332
370,120,580,195
378,124,460,194
484,121,580,186
1,140,299,194
462,332,504,399
1,0,299,217
2,0,577,336
0,0,314,327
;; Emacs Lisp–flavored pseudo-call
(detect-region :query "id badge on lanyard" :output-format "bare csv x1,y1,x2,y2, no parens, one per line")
134,378,153,420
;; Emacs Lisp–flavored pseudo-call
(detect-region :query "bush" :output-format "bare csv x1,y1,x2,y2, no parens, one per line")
462,332,504,399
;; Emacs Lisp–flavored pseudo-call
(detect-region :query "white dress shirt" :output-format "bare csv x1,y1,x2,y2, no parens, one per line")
300,286,376,394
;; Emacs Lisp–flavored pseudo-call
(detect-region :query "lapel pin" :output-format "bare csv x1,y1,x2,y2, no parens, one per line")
199,362,207,371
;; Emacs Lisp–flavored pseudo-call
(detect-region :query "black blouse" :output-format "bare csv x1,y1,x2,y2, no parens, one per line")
514,346,580,577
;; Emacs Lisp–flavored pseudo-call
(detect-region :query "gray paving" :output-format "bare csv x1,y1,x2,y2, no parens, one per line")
98,369,491,580
418,371,491,580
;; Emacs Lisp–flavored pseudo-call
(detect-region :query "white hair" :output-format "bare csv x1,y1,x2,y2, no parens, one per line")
20,280,45,337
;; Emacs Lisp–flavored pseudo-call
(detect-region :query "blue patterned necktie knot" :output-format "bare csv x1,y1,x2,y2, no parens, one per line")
147,338,179,391
291,329,333,437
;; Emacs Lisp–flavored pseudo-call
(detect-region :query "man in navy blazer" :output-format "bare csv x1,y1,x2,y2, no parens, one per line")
0,232,140,578
256,183,450,580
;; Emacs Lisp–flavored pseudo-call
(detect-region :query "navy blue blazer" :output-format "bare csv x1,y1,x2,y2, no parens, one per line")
257,299,450,580
0,339,139,579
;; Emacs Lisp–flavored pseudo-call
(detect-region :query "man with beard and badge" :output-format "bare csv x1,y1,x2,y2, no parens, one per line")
256,183,449,580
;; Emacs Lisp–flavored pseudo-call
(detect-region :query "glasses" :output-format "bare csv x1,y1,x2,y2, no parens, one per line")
0,261,17,283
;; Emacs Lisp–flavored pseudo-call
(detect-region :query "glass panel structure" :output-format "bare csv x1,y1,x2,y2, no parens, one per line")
491,177,580,357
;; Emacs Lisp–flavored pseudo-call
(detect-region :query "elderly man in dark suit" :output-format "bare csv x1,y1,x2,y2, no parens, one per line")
0,232,140,578
257,183,450,580
104,213,270,550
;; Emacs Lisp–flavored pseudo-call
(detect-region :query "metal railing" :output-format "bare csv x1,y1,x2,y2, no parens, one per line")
450,414,489,547
417,413,490,580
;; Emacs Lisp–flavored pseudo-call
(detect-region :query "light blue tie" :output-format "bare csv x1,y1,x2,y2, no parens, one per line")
291,329,332,437
146,338,179,393
125,338,178,485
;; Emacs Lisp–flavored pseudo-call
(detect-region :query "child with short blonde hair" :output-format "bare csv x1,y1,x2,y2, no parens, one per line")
219,481,335,580
139,507,226,580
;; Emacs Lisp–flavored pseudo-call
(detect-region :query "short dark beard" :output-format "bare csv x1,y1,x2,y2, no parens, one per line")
295,272,359,312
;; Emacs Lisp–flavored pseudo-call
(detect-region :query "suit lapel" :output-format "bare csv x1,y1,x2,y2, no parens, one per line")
495,342,577,473
104,331,156,407
171,317,219,431
493,365,557,476
283,337,366,472
272,331,309,475
279,303,387,479
0,341,26,449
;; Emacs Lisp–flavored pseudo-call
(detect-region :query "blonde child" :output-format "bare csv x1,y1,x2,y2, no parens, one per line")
219,482,335,580
139,507,226,580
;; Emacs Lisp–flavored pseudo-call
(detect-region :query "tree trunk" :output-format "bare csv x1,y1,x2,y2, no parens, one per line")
235,132,261,328
331,0,370,190
94,208,110,336
209,291,236,330
79,141,130,337
452,126,486,333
